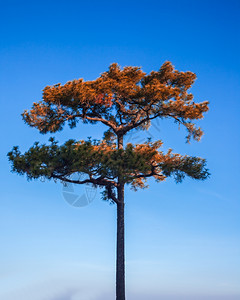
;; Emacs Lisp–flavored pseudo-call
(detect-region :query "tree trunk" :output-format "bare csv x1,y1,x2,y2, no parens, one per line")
116,183,125,300
116,133,125,300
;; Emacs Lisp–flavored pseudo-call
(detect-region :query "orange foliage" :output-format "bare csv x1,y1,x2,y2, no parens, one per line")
22,62,209,142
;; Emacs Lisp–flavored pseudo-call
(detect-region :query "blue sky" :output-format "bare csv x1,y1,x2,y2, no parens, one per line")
0,0,240,299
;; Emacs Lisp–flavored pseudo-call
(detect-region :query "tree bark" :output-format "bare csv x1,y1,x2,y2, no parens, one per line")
116,184,125,300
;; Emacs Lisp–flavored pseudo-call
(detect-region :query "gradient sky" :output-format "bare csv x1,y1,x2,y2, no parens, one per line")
0,1,240,299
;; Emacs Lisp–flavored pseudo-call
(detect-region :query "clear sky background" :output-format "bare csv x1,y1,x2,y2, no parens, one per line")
0,1,240,299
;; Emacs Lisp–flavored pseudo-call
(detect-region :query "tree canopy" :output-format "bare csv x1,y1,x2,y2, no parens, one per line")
8,62,209,204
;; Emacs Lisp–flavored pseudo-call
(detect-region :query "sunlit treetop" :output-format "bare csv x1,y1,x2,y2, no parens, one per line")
22,62,209,142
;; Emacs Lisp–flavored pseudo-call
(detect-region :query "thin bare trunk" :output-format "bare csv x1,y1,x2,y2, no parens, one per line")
116,185,125,300
116,134,125,300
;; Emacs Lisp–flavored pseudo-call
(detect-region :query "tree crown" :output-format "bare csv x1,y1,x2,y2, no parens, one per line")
8,62,209,203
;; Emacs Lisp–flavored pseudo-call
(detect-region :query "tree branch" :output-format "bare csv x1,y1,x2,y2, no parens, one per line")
52,174,117,187
66,113,118,131
106,184,120,204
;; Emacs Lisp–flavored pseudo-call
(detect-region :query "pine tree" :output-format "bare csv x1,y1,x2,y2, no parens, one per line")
8,62,209,300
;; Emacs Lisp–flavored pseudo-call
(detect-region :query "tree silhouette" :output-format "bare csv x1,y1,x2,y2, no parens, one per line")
8,62,209,300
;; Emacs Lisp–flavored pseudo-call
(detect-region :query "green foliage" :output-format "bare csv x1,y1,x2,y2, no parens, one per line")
8,138,209,201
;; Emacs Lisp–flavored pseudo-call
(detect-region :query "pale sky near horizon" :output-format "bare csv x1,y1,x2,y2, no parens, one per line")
0,0,240,299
